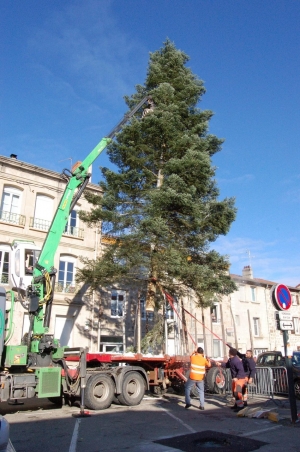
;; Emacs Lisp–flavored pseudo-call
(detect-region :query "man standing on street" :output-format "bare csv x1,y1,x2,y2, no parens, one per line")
236,349,256,406
185,347,211,410
217,348,246,412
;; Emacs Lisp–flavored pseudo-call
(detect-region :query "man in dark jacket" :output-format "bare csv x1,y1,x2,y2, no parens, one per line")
236,349,256,406
217,348,246,411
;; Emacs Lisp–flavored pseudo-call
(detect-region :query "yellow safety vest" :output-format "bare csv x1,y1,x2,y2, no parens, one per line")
190,354,209,381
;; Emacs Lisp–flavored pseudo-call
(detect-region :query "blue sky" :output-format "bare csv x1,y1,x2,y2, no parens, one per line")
1,1,300,286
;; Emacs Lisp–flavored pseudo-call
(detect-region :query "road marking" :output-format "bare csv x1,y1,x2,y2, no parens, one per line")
69,418,81,452
159,406,196,433
240,425,282,437
7,439,16,452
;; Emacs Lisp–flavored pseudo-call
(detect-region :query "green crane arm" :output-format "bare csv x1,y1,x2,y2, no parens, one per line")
29,96,150,336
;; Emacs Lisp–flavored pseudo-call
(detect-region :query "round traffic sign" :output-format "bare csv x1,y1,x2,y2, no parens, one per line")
272,284,292,311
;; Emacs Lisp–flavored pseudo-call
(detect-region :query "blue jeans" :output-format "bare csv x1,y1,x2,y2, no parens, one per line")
185,378,205,407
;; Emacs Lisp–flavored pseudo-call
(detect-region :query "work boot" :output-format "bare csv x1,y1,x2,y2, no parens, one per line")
185,403,192,409
198,406,204,410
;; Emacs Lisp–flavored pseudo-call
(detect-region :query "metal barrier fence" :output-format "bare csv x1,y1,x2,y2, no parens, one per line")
223,366,289,398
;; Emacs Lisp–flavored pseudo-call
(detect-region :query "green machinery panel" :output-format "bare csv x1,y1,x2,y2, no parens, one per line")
5,345,28,367
35,367,61,398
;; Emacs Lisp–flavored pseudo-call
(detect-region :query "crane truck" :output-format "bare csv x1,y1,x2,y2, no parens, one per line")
0,97,226,411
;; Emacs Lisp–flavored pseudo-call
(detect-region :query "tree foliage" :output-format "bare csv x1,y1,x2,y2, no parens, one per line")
78,40,237,308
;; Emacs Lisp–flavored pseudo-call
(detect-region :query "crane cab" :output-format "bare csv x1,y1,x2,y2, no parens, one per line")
10,241,41,292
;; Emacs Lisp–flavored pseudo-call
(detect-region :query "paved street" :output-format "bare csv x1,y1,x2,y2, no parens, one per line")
2,393,300,452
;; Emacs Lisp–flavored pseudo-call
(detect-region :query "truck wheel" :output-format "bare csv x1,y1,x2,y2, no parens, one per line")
85,373,115,410
294,380,300,399
117,371,145,406
206,367,226,394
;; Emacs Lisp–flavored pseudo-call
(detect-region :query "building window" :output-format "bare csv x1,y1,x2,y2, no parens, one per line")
166,297,175,321
64,207,83,238
58,255,76,292
0,247,10,284
250,287,256,302
140,298,146,320
65,209,77,233
210,304,219,323
235,315,240,326
0,186,22,224
100,336,123,353
239,285,247,302
292,295,299,306
293,317,300,335
213,339,221,358
111,291,125,318
33,194,53,230
253,317,260,336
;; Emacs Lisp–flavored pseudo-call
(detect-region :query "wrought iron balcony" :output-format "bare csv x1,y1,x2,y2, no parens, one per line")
55,282,79,294
63,225,84,239
30,217,51,231
0,273,8,284
30,218,84,238
0,210,25,226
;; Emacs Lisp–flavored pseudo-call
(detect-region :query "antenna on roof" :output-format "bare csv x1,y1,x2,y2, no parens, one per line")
245,250,255,268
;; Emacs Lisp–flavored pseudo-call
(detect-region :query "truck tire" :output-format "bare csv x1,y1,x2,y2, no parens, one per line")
206,367,226,394
117,371,145,406
85,373,115,410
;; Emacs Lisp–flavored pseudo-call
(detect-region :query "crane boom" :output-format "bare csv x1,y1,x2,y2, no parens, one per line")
28,96,150,338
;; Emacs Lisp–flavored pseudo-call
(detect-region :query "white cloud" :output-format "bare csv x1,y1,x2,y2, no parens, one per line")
27,1,147,106
213,236,300,286
217,174,255,184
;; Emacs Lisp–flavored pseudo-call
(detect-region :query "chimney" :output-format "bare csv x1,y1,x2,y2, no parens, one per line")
242,265,253,279
10,154,17,159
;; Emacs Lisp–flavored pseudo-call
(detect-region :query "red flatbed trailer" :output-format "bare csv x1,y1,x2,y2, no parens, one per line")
68,352,191,395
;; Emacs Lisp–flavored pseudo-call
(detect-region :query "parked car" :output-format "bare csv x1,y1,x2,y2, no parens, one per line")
256,351,300,399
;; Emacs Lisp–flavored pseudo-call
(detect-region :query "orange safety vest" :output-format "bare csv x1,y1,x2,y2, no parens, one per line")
190,354,209,381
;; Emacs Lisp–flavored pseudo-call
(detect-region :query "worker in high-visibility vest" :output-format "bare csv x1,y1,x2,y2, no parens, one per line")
185,347,211,410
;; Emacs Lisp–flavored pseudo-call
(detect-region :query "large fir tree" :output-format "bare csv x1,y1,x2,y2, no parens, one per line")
78,40,237,310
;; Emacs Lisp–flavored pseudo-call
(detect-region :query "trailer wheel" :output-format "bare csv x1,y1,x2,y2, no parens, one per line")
206,367,226,394
85,373,115,410
117,371,145,406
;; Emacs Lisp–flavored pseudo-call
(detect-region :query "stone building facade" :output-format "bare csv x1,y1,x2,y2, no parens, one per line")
177,265,300,358
1,154,299,358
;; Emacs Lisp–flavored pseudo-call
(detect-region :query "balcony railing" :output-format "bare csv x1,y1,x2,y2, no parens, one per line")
0,273,9,284
30,217,51,231
63,225,84,239
0,210,25,226
30,218,84,238
55,283,79,294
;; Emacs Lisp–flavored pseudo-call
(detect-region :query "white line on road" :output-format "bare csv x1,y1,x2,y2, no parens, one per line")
69,418,81,452
7,439,16,452
240,425,282,437
159,406,196,434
